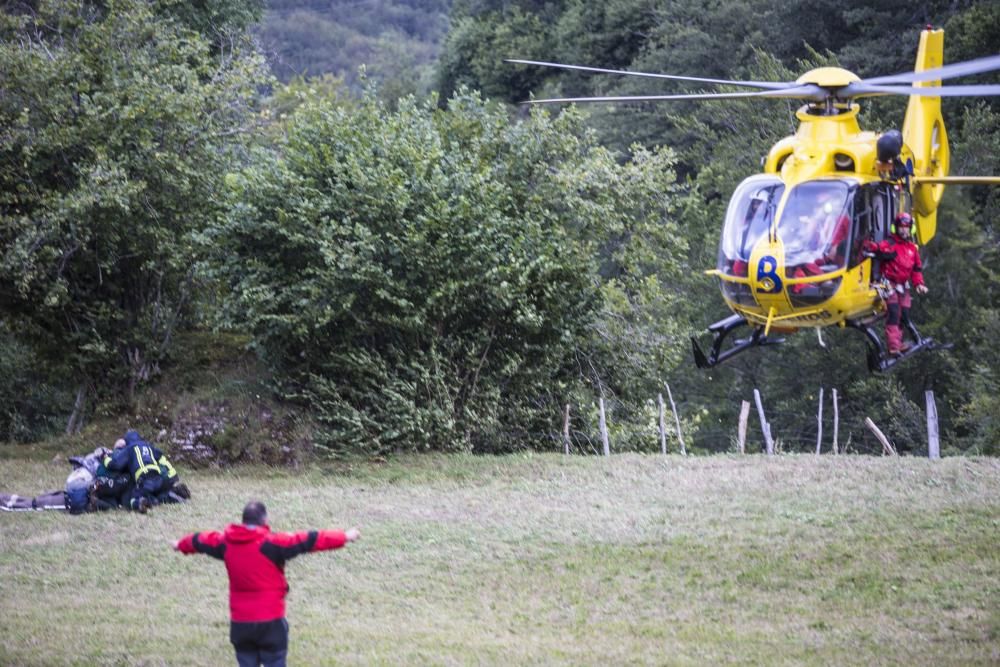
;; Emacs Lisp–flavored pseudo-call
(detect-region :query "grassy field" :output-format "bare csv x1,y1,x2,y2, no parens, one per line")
0,453,997,666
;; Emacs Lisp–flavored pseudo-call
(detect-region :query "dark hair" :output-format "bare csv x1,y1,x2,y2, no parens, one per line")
242,501,268,526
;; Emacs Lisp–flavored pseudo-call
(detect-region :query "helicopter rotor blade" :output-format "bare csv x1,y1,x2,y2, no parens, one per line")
913,176,1000,185
523,85,828,105
505,59,796,90
842,82,1000,98
862,54,1000,85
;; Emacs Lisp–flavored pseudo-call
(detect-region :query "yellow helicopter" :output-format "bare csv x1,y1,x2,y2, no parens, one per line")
509,28,1000,371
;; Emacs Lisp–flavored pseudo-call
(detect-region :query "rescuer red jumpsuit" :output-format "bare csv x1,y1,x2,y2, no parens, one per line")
176,522,351,666
865,217,926,356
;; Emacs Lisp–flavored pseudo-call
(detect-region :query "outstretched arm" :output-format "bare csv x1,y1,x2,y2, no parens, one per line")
261,526,361,564
863,239,897,262
174,531,226,559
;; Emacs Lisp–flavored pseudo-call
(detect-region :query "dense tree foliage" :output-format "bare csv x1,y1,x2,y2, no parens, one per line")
205,92,685,454
0,0,269,435
1,0,998,457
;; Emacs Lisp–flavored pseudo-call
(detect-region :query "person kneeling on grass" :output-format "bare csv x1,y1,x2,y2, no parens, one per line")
173,500,360,667
155,449,191,504
106,430,164,513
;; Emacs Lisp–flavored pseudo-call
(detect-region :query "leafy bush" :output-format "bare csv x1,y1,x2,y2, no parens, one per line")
206,91,683,455
0,0,270,427
0,328,70,442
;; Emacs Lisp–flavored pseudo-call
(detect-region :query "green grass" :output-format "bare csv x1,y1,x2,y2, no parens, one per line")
1,454,997,665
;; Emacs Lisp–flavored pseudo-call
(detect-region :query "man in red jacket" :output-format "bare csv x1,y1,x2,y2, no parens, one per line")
174,501,360,667
866,212,930,356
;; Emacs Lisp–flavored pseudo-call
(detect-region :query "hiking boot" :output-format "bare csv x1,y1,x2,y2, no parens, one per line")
173,483,191,500
136,497,151,514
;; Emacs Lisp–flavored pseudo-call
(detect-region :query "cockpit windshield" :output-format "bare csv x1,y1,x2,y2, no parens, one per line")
777,180,852,270
717,176,785,276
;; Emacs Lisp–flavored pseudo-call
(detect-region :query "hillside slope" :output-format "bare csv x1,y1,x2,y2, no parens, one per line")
257,0,451,94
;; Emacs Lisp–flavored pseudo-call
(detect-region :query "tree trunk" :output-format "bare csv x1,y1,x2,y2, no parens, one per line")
66,384,87,435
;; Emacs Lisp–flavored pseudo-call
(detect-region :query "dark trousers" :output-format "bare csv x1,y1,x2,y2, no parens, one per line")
155,475,180,503
129,473,163,509
230,618,289,667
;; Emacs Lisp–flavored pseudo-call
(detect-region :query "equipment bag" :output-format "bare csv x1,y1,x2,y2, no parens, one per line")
65,467,95,514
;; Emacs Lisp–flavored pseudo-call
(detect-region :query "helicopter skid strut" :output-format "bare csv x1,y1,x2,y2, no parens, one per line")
846,318,953,372
691,314,785,369
691,315,953,371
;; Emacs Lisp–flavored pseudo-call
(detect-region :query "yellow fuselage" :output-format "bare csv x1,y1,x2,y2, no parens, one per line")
710,30,950,335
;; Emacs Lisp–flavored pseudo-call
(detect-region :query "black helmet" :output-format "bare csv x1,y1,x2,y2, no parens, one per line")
877,129,904,163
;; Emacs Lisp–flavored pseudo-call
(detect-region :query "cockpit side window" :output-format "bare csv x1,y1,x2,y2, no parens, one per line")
718,177,785,276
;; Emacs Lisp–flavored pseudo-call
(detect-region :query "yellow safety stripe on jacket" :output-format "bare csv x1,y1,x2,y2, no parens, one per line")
158,455,177,479
133,448,161,481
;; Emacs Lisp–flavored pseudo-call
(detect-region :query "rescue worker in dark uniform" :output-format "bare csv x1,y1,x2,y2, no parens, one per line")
106,429,164,513
865,212,929,356
156,450,191,503
95,439,133,510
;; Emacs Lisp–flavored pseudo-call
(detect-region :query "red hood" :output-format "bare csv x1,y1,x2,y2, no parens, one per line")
223,523,270,543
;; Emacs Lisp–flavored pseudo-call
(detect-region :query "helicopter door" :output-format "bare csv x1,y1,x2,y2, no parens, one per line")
871,184,891,244
861,182,903,280
850,184,879,268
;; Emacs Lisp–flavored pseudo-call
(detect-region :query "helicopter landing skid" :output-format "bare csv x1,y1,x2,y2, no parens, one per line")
691,314,785,369
846,319,954,372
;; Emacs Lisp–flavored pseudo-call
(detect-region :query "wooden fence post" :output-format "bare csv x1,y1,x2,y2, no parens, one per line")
832,388,839,455
599,397,610,457
665,383,686,455
815,387,824,455
864,417,897,456
926,390,940,460
754,388,774,455
562,404,571,455
658,393,667,455
737,400,750,454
